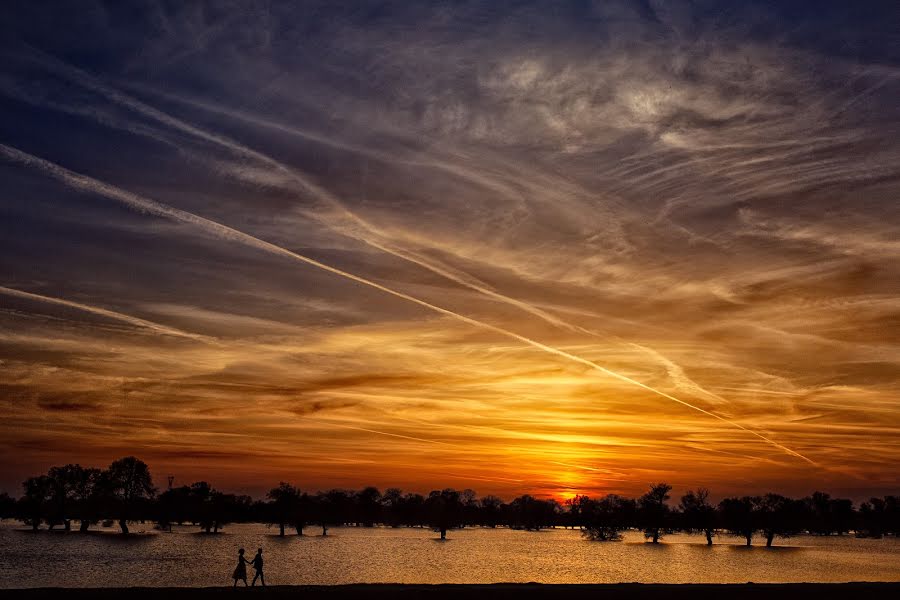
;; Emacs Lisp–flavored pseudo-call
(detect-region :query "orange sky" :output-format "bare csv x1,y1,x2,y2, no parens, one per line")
1,1,899,501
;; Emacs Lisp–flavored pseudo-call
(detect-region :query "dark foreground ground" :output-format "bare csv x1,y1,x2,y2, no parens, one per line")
8,583,900,600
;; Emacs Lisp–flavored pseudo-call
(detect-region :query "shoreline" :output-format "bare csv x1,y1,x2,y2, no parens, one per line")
6,583,900,599
7,525,890,546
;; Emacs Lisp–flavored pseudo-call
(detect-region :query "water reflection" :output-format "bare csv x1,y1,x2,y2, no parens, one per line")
0,522,897,588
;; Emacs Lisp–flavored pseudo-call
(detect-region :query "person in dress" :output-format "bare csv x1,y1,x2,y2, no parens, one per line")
232,548,249,587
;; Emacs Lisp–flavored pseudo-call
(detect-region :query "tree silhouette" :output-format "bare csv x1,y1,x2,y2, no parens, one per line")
22,464,104,533
396,492,426,528
886,496,900,536
0,492,14,520
639,483,672,543
507,494,559,531
380,488,404,528
425,488,463,539
315,489,351,536
189,481,234,533
797,491,856,536
828,497,854,535
478,495,502,528
156,484,191,530
47,465,78,530
460,489,479,527
757,493,804,547
719,496,759,546
267,482,301,536
680,488,717,545
580,494,634,541
21,475,52,531
804,491,832,535
103,456,155,534
293,492,312,535
188,481,214,531
70,466,103,532
355,486,382,527
859,497,886,538
208,491,240,533
155,482,247,533
565,495,591,530
12,456,900,545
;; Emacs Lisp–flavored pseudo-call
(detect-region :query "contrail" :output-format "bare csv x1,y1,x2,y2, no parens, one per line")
19,52,587,333
123,84,534,215
439,472,526,485
549,461,618,474
315,421,454,447
37,59,728,403
0,284,211,342
5,53,870,444
629,342,731,406
0,143,815,464
112,81,735,403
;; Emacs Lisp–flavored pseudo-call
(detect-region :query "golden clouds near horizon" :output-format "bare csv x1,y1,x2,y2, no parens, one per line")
2,290,896,499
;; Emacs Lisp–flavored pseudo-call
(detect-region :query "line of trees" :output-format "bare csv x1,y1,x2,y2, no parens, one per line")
9,457,155,535
1,458,897,546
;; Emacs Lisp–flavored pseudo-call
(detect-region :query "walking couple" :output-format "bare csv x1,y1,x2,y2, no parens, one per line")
232,547,265,587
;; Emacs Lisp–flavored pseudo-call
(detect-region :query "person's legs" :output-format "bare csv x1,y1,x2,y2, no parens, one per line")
252,572,259,586
260,572,265,587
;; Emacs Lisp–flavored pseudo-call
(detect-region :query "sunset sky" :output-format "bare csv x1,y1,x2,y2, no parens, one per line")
1,1,898,501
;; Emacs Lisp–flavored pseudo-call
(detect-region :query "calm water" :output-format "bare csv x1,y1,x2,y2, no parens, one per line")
1,521,898,587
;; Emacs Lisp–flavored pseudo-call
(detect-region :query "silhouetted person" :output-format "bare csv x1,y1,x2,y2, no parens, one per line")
232,548,249,587
251,548,265,587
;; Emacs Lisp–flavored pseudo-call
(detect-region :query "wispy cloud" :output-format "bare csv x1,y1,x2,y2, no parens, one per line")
0,0,897,498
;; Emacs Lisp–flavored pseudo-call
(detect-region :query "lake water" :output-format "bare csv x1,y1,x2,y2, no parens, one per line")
1,521,898,587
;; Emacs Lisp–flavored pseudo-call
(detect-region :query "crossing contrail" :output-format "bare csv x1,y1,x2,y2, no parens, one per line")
20,52,587,333
30,57,735,417
0,284,211,342
112,78,733,403
0,143,815,465
26,52,730,414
